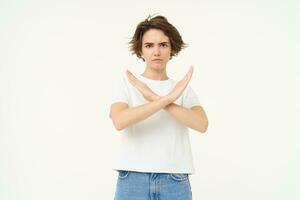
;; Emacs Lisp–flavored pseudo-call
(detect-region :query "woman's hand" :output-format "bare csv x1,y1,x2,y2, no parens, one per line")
126,66,193,103
126,70,160,101
166,66,193,102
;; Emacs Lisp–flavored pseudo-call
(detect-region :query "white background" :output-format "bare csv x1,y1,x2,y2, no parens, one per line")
1,0,299,199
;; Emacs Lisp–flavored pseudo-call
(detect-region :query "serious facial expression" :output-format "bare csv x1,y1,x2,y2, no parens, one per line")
141,29,171,69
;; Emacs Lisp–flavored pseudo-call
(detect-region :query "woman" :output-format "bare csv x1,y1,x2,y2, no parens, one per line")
110,15,208,200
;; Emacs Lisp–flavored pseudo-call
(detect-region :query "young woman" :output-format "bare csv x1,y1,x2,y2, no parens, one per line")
110,15,208,200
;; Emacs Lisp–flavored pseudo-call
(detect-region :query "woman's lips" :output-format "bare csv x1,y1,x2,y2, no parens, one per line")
152,59,162,62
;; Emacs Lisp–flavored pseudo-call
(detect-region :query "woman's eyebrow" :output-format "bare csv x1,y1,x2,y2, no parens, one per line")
143,42,169,45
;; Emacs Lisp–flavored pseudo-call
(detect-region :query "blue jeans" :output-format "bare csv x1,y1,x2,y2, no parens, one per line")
114,170,192,200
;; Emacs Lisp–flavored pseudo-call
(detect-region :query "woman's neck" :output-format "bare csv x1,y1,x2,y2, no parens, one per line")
141,66,168,81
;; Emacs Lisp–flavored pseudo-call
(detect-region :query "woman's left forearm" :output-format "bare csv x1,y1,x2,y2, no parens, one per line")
151,94,208,133
163,103,208,133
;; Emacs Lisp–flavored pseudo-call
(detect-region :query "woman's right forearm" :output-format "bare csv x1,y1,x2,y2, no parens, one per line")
114,96,171,131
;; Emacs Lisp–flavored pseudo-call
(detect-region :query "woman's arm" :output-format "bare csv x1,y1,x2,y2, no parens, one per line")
164,103,208,133
125,68,208,133
109,96,171,131
110,67,194,131
150,95,208,133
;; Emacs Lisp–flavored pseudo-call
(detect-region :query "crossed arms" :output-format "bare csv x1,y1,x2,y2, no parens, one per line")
109,67,208,133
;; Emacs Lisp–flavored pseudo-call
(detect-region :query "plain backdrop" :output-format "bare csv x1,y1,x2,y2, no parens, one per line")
0,0,299,199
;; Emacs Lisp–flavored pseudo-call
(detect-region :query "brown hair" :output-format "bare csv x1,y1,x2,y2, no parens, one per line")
129,14,187,60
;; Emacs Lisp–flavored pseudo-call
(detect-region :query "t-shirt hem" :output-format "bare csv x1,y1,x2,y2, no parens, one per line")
112,167,195,175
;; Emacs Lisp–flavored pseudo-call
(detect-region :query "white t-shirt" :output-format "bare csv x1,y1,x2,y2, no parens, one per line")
111,72,201,174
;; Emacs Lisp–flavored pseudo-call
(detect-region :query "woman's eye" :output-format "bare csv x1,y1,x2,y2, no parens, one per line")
145,45,151,48
161,44,168,47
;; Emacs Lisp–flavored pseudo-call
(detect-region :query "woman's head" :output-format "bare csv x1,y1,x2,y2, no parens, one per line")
129,15,187,63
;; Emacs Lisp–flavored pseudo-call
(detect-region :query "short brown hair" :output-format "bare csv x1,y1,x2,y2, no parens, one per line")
129,14,187,60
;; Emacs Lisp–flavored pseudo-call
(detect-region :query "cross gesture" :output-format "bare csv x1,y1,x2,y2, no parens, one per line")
126,66,194,103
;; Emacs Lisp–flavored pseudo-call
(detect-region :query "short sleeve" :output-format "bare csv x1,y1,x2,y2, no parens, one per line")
182,86,201,109
111,75,130,104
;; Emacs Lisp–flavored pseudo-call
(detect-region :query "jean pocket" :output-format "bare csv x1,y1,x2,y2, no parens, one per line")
168,173,188,181
118,170,130,180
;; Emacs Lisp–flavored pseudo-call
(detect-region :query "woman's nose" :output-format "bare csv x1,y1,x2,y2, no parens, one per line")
154,46,160,55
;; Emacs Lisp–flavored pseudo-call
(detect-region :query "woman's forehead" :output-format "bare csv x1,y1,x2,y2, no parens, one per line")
142,29,170,43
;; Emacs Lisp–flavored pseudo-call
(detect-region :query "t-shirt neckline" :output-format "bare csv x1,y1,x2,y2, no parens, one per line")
138,74,171,84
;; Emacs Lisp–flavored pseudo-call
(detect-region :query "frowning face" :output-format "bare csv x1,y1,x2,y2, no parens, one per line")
141,29,171,70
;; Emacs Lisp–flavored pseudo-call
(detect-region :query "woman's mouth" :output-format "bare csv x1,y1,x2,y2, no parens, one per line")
152,59,162,62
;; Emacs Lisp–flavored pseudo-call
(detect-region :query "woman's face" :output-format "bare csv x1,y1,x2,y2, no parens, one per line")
141,29,171,70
